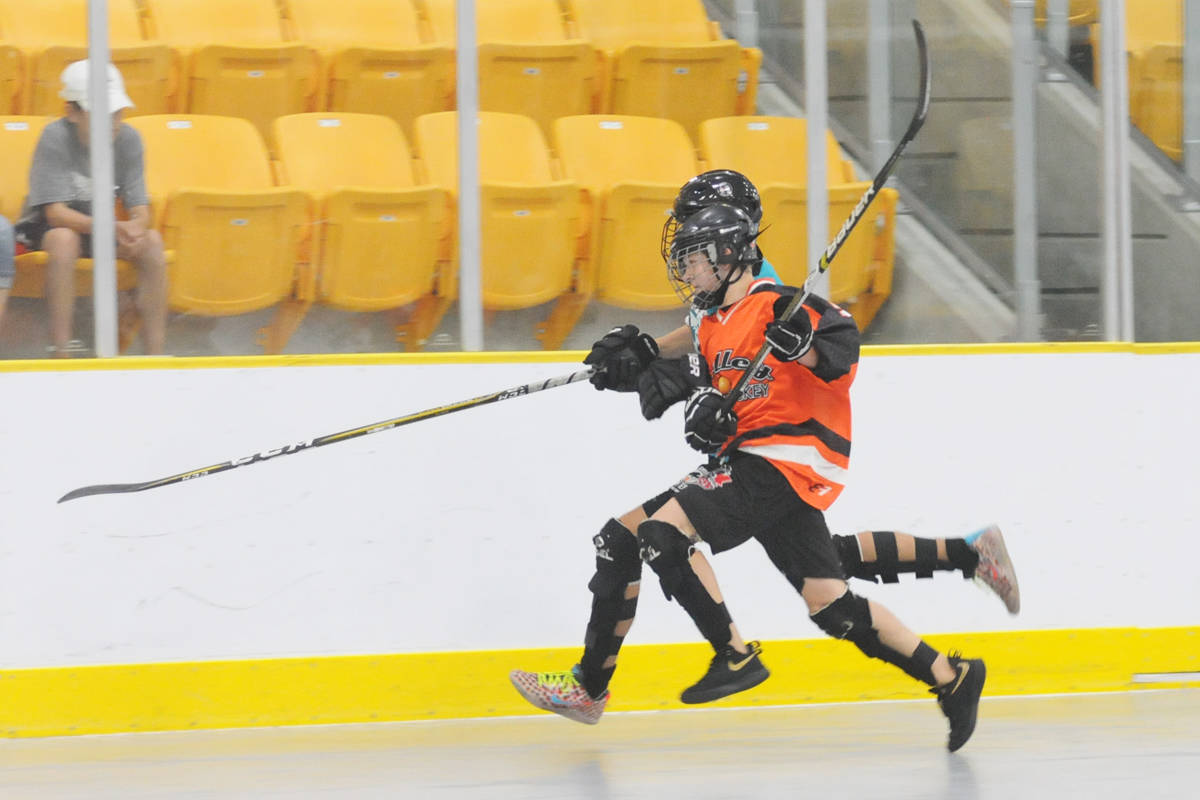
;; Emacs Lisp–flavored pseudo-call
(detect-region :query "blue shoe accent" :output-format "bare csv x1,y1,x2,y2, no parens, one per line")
964,527,988,545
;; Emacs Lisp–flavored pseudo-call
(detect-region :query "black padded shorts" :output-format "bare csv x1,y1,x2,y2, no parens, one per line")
641,453,844,585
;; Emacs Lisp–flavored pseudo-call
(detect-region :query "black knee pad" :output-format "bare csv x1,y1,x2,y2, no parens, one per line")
811,590,938,686
637,519,694,600
811,589,876,642
588,518,642,598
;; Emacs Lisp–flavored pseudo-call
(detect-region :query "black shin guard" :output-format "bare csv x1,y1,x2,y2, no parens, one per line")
945,538,980,578
639,519,733,651
672,574,734,651
810,590,940,686
835,532,978,583
579,519,642,698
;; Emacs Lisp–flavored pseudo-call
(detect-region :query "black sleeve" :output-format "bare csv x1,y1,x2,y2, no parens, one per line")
770,291,860,382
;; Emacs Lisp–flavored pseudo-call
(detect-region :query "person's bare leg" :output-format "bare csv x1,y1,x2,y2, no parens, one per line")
43,228,81,355
867,600,956,685
650,498,749,654
122,231,167,354
801,577,955,686
690,548,748,652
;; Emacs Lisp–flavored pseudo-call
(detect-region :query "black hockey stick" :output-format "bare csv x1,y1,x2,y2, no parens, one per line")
721,18,931,414
58,367,596,503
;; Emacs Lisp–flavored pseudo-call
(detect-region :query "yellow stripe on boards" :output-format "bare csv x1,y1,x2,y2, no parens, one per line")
1,627,1196,739
3,342,1200,373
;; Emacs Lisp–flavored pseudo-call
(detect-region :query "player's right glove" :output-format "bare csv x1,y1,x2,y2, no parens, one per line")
683,387,738,454
583,324,659,392
764,312,814,362
636,353,710,420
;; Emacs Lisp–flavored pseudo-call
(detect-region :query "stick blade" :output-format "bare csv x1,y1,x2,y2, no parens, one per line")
58,483,150,503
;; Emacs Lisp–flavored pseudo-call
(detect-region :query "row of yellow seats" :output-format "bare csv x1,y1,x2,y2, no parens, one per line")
0,111,895,353
0,0,760,142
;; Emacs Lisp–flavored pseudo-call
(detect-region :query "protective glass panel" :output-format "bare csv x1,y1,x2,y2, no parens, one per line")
2,0,1196,359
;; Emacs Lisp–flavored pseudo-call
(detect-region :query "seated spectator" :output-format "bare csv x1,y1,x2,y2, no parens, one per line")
14,60,167,356
0,213,11,334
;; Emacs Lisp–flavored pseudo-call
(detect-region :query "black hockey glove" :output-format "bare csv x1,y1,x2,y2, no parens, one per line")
683,387,738,454
765,313,814,362
583,324,659,391
636,353,710,420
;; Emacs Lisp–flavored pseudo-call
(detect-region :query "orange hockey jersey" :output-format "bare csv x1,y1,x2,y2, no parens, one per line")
695,280,860,510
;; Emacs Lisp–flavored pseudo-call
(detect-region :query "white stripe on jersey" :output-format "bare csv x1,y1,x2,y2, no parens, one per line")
738,442,849,484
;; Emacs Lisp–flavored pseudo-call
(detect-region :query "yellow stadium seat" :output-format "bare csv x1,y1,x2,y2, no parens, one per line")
1131,44,1181,161
565,0,719,46
283,0,454,140
0,44,20,113
0,115,141,300
423,0,598,137
127,114,312,353
272,112,453,350
414,111,588,349
553,114,698,310
1091,1,1182,161
699,116,897,328
563,0,760,137
142,0,317,140
0,0,173,115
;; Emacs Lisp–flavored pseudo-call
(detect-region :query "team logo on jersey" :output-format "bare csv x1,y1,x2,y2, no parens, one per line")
675,464,734,492
712,349,774,383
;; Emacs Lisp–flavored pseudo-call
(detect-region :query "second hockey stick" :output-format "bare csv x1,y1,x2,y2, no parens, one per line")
721,18,931,414
58,367,596,503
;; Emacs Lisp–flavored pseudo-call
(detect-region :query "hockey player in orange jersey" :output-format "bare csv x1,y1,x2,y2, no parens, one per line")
511,201,989,752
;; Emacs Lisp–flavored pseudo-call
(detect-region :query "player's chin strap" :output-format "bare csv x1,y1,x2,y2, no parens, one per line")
716,18,930,419
693,260,749,311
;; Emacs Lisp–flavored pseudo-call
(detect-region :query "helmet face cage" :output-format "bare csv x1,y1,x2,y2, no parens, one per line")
667,239,723,308
666,205,754,310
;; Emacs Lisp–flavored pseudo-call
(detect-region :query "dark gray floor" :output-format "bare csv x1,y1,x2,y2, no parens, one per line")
0,690,1196,799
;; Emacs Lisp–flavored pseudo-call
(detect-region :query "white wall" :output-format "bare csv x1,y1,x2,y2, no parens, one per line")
2,351,1197,669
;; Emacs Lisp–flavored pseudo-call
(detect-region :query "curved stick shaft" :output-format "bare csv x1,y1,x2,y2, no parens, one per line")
59,367,595,503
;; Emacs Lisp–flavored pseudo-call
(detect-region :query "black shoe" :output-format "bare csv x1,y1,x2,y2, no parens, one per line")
680,641,770,704
933,653,986,752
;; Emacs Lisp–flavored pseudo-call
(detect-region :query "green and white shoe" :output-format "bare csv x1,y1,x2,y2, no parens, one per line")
509,665,608,725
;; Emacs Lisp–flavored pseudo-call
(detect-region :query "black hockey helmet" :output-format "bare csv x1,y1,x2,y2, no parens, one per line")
662,169,762,273
672,169,762,228
666,203,758,311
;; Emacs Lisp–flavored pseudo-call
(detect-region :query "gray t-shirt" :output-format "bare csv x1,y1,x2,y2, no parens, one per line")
20,117,148,221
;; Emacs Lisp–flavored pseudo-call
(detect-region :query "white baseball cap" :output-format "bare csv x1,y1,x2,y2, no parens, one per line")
59,60,135,113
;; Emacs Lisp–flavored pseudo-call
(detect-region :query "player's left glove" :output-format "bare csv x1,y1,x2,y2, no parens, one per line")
683,387,738,454
765,313,814,362
583,324,659,392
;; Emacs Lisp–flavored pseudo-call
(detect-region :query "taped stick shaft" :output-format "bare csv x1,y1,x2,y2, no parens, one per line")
720,19,931,415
